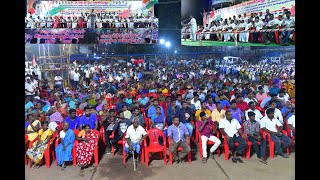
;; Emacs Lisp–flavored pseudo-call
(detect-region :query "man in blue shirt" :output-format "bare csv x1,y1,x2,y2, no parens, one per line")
281,100,293,120
63,109,80,130
175,101,194,136
147,99,164,118
175,94,182,108
79,107,98,129
217,94,230,109
116,97,128,112
168,117,190,164
230,100,245,124
269,83,280,95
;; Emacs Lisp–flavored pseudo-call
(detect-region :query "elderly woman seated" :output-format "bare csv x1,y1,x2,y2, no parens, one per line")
25,113,41,142
55,121,75,170
26,121,53,168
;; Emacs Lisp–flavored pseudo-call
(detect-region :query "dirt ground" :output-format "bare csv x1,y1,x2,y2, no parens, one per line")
25,145,295,180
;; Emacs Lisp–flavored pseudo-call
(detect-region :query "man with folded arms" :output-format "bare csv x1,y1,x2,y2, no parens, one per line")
260,108,291,158
243,112,267,164
168,117,191,164
219,110,246,163
196,112,221,163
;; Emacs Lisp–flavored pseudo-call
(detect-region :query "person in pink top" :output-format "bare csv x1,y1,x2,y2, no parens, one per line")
53,16,60,28
256,86,268,103
196,112,221,163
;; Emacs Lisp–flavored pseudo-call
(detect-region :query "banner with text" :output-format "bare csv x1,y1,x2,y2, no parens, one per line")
25,28,158,44
27,0,157,18
204,0,295,25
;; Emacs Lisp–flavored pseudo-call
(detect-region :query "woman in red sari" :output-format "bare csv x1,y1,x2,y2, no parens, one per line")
76,124,99,170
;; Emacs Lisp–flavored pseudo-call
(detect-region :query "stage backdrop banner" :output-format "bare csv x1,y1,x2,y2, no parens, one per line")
27,0,157,18
98,28,157,44
205,0,295,25
25,28,157,44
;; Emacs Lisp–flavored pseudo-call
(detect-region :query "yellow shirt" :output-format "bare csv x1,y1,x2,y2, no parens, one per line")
162,88,168,94
195,109,211,120
211,109,226,123
38,128,54,141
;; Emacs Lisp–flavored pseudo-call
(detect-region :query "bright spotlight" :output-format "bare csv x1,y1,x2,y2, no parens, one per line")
102,52,105,55
174,50,177,53
165,42,171,47
160,39,165,44
94,53,96,56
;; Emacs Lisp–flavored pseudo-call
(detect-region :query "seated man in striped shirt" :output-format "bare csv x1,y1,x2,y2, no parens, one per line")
243,112,267,164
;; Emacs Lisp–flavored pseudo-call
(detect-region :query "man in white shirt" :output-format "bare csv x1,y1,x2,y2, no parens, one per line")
54,74,63,89
25,77,36,101
69,68,75,89
84,67,91,86
222,21,230,42
124,118,147,162
229,20,238,45
281,11,295,45
245,102,263,122
191,94,201,110
265,101,283,124
73,70,80,89
188,15,197,42
260,108,291,158
219,110,247,163
252,17,264,43
244,91,258,106
287,108,295,137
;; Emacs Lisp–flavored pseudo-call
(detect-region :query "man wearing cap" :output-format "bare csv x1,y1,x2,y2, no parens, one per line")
63,109,81,130
243,111,267,164
197,112,221,163
260,108,291,158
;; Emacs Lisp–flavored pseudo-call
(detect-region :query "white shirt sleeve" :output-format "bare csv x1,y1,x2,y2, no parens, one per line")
260,118,266,129
235,121,241,130
219,120,225,129
275,119,282,127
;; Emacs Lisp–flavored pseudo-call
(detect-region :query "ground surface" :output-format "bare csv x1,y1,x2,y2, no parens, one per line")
181,39,295,46
26,144,295,180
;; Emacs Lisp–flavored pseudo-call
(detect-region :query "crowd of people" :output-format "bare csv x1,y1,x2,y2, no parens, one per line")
182,9,295,46
25,56,295,170
25,11,158,29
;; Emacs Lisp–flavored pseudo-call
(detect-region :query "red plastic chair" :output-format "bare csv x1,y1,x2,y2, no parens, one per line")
196,124,221,159
55,129,79,166
122,133,145,165
245,134,262,159
99,126,106,147
168,137,191,164
221,133,248,160
73,129,99,166
28,132,58,168
148,93,159,99
144,129,166,167
25,135,29,165
260,129,290,158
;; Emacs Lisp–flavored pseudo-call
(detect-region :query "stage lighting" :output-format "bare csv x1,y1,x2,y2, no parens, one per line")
165,42,171,47
160,39,165,44
174,50,177,53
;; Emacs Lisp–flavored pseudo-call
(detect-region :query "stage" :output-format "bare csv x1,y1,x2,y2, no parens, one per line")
181,39,294,47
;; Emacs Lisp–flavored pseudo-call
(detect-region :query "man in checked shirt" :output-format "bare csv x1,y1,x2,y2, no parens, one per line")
243,112,267,164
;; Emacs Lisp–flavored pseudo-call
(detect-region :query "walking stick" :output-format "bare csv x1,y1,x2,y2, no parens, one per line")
132,147,136,171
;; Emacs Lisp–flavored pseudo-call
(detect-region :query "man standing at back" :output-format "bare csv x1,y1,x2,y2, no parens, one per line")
188,15,197,42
